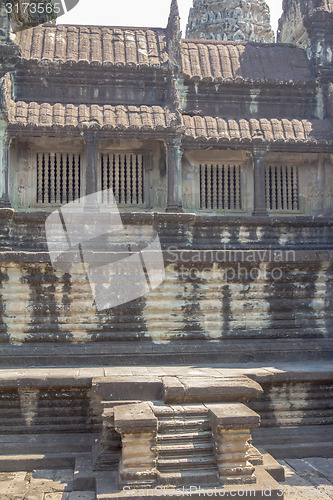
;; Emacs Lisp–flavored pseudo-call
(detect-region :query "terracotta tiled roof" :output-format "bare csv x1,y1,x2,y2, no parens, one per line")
181,40,313,83
14,25,169,68
7,100,179,130
183,115,333,144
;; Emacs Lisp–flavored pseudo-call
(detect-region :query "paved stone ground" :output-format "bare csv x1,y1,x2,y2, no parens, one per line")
279,458,333,499
0,469,95,500
1,458,333,499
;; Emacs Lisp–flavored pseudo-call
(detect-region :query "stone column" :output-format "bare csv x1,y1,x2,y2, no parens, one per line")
252,148,268,217
0,128,11,207
114,402,158,488
0,2,9,43
166,137,183,212
84,134,99,197
208,403,260,485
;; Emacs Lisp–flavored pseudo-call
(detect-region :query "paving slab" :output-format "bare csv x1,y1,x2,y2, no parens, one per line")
303,458,333,483
23,494,44,500
44,494,70,500
68,492,96,499
279,460,333,500
284,459,333,496
0,479,28,496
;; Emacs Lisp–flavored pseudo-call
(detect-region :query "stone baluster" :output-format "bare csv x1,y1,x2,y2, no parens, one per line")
84,134,99,211
74,153,80,201
287,165,293,211
132,155,138,204
212,164,218,209
293,166,299,210
120,154,125,204
252,148,268,216
276,166,282,210
208,403,260,485
207,164,212,209
224,165,229,209
114,154,120,203
37,153,43,204
84,134,99,198
137,154,143,205
235,164,241,210
166,137,183,212
218,164,223,209
265,165,271,211
55,153,62,203
50,153,56,204
201,164,206,209
230,165,235,209
114,402,158,488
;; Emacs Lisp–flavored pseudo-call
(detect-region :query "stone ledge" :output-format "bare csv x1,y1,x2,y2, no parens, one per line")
208,403,261,430
114,403,158,433
92,378,163,402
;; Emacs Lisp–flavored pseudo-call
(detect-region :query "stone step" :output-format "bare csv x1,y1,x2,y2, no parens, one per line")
157,469,219,486
155,441,214,457
0,415,100,426
157,430,212,443
260,442,333,460
153,405,207,416
158,455,217,471
0,453,78,472
0,433,95,455
0,423,99,434
253,425,333,446
157,419,211,433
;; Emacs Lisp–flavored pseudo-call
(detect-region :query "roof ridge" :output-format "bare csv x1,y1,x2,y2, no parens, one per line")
181,38,298,49
53,23,166,31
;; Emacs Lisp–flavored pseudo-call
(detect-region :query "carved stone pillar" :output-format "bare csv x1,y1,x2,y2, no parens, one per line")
252,148,268,217
166,137,183,212
84,134,99,197
208,403,260,485
114,402,158,488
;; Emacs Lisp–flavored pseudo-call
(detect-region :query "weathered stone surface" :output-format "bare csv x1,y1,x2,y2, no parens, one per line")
114,402,158,433
278,0,333,67
208,403,261,429
186,0,274,43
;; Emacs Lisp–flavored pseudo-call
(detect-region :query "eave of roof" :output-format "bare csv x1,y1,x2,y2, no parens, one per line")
183,115,333,146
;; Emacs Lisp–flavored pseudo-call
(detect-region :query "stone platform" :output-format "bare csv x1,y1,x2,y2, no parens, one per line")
2,456,333,500
0,363,332,499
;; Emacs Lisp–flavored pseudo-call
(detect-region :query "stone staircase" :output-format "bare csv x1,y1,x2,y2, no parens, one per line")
152,403,218,485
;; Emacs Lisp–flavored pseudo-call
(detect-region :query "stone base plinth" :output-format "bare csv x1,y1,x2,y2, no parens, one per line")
96,466,284,499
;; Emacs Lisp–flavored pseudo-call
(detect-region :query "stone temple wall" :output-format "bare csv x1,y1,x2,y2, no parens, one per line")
0,210,332,367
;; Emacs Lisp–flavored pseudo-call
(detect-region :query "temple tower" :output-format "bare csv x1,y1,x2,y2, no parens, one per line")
186,0,275,43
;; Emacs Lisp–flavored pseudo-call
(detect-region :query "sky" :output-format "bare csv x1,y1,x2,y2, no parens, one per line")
59,0,283,37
